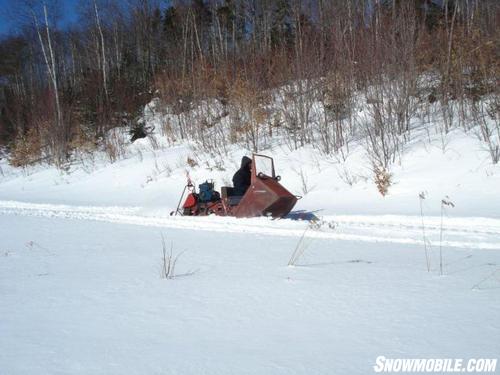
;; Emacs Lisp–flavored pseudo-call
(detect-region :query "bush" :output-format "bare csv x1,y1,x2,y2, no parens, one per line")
374,166,392,196
9,128,42,167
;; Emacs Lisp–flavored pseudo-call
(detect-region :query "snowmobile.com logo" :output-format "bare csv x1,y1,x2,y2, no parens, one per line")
373,356,497,373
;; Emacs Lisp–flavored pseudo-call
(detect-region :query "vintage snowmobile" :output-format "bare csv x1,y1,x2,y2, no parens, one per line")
173,154,298,218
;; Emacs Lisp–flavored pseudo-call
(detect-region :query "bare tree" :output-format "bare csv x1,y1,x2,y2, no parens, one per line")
30,2,66,163
94,0,108,99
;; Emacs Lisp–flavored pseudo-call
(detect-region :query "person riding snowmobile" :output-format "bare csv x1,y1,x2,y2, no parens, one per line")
232,156,252,196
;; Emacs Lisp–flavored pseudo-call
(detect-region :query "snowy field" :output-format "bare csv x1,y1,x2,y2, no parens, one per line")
1,124,500,373
1,213,499,375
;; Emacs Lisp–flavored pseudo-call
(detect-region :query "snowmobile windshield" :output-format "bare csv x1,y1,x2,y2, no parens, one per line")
254,154,275,179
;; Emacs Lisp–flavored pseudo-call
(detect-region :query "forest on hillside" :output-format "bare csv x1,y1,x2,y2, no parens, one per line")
0,0,498,172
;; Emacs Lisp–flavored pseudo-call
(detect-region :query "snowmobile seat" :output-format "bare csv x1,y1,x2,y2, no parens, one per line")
221,186,235,198
221,186,242,206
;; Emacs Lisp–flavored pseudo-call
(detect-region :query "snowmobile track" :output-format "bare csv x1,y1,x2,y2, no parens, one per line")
1,200,500,250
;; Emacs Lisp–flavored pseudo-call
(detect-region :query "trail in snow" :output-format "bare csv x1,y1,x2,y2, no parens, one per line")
2,200,500,250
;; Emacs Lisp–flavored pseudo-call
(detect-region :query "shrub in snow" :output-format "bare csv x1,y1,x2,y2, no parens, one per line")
419,192,431,272
160,234,185,280
373,166,392,196
9,128,42,168
288,226,311,267
187,156,198,168
439,196,455,276
104,128,128,163
472,100,499,164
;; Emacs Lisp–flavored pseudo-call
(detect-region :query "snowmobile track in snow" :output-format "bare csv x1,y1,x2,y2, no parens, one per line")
2,200,500,250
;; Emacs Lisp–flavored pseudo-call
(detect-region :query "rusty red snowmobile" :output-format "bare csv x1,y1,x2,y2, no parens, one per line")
173,154,298,218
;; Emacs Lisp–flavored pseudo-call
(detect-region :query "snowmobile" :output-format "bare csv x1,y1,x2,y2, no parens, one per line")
172,154,298,218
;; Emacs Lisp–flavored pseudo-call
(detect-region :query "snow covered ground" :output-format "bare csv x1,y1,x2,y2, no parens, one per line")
1,119,500,373
1,213,499,375
1,200,500,250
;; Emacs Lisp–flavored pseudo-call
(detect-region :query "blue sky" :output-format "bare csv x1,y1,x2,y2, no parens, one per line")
0,0,17,35
0,0,445,38
0,0,80,36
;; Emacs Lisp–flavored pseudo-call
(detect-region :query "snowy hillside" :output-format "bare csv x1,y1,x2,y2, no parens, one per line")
1,114,500,218
1,102,500,375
